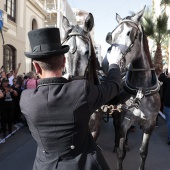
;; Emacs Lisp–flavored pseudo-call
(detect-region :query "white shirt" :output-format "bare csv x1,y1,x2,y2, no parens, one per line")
8,75,14,86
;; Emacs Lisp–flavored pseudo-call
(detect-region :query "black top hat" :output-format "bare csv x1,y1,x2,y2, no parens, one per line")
25,27,69,59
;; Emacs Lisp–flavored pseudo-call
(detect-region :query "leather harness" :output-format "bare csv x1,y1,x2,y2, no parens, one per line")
102,20,160,114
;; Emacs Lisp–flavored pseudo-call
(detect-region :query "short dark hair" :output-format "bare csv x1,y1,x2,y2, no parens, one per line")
2,78,9,83
13,78,18,83
34,55,64,71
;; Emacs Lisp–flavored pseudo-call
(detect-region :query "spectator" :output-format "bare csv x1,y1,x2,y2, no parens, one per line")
0,78,18,138
0,71,6,81
11,78,22,124
25,71,38,89
0,86,4,133
17,74,25,90
8,63,21,86
159,71,170,145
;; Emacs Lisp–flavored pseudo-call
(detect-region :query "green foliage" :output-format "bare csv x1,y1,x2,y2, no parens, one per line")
142,6,169,44
161,0,170,5
142,16,154,37
157,12,168,34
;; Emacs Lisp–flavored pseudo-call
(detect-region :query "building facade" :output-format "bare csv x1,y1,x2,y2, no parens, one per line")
0,0,46,74
0,0,76,74
73,8,102,66
95,44,102,68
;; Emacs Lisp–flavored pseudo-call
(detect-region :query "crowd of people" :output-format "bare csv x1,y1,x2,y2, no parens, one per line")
0,64,39,139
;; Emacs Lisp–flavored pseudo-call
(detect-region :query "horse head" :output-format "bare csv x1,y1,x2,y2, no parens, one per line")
62,13,99,84
103,6,146,74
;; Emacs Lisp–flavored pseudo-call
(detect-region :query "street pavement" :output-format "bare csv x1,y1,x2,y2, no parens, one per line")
0,115,170,170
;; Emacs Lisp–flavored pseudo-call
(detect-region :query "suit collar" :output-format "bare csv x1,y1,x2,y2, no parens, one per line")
38,77,68,87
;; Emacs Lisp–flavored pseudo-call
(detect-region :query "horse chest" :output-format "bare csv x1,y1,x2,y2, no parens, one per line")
132,108,146,119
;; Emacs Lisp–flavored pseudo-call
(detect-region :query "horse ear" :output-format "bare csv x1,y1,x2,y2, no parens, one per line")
106,32,112,44
116,13,123,23
131,5,146,22
83,13,94,32
62,16,71,31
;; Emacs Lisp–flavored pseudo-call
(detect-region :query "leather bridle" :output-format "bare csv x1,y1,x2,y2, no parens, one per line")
110,19,141,69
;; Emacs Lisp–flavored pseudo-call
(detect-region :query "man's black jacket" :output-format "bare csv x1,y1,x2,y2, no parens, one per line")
20,64,121,170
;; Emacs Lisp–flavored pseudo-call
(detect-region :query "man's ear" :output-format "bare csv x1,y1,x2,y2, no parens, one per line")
33,61,42,76
62,56,66,68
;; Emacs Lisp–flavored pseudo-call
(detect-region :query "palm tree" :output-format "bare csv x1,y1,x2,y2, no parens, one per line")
161,0,170,71
142,6,169,74
161,0,170,7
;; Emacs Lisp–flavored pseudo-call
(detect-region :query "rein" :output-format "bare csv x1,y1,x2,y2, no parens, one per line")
62,32,92,80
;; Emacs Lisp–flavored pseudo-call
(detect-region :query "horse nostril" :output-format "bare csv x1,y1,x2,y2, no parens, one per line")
127,31,130,36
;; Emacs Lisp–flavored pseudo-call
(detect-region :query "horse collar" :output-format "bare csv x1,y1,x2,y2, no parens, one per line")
123,78,160,97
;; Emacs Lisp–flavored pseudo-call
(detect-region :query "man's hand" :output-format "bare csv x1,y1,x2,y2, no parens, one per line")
107,46,122,66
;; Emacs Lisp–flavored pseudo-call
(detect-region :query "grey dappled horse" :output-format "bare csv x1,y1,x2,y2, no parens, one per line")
62,13,103,141
102,7,161,170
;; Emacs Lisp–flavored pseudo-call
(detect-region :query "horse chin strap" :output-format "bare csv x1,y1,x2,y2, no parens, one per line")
62,32,92,81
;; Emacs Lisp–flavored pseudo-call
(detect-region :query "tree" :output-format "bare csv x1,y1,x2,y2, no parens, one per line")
142,6,169,74
161,0,170,8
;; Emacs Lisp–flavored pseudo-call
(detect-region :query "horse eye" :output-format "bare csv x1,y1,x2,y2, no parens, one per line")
85,51,89,55
127,31,130,36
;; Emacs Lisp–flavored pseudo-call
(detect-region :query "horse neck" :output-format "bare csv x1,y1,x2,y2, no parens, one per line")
127,38,154,88
88,38,100,85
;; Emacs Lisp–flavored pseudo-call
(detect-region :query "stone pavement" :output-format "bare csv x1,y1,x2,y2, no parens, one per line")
97,114,170,170
0,115,169,170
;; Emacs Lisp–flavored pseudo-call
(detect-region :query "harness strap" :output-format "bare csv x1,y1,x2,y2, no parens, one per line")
128,68,155,71
123,79,160,97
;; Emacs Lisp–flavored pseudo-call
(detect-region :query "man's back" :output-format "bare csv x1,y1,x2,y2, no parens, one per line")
20,77,117,170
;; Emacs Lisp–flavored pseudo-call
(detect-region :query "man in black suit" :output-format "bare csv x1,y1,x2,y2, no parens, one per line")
20,27,122,170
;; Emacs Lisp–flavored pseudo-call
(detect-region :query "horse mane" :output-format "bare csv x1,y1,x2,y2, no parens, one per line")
142,27,153,68
89,36,100,85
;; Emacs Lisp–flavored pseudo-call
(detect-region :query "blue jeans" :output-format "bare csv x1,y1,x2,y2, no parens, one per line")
163,106,170,141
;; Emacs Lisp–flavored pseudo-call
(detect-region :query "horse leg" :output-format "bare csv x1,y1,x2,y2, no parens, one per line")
89,108,103,141
116,135,127,170
138,127,154,170
112,111,121,152
116,116,132,170
125,127,132,151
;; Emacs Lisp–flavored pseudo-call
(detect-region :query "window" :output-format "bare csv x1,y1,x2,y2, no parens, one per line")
32,19,37,30
4,0,16,22
3,45,16,72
